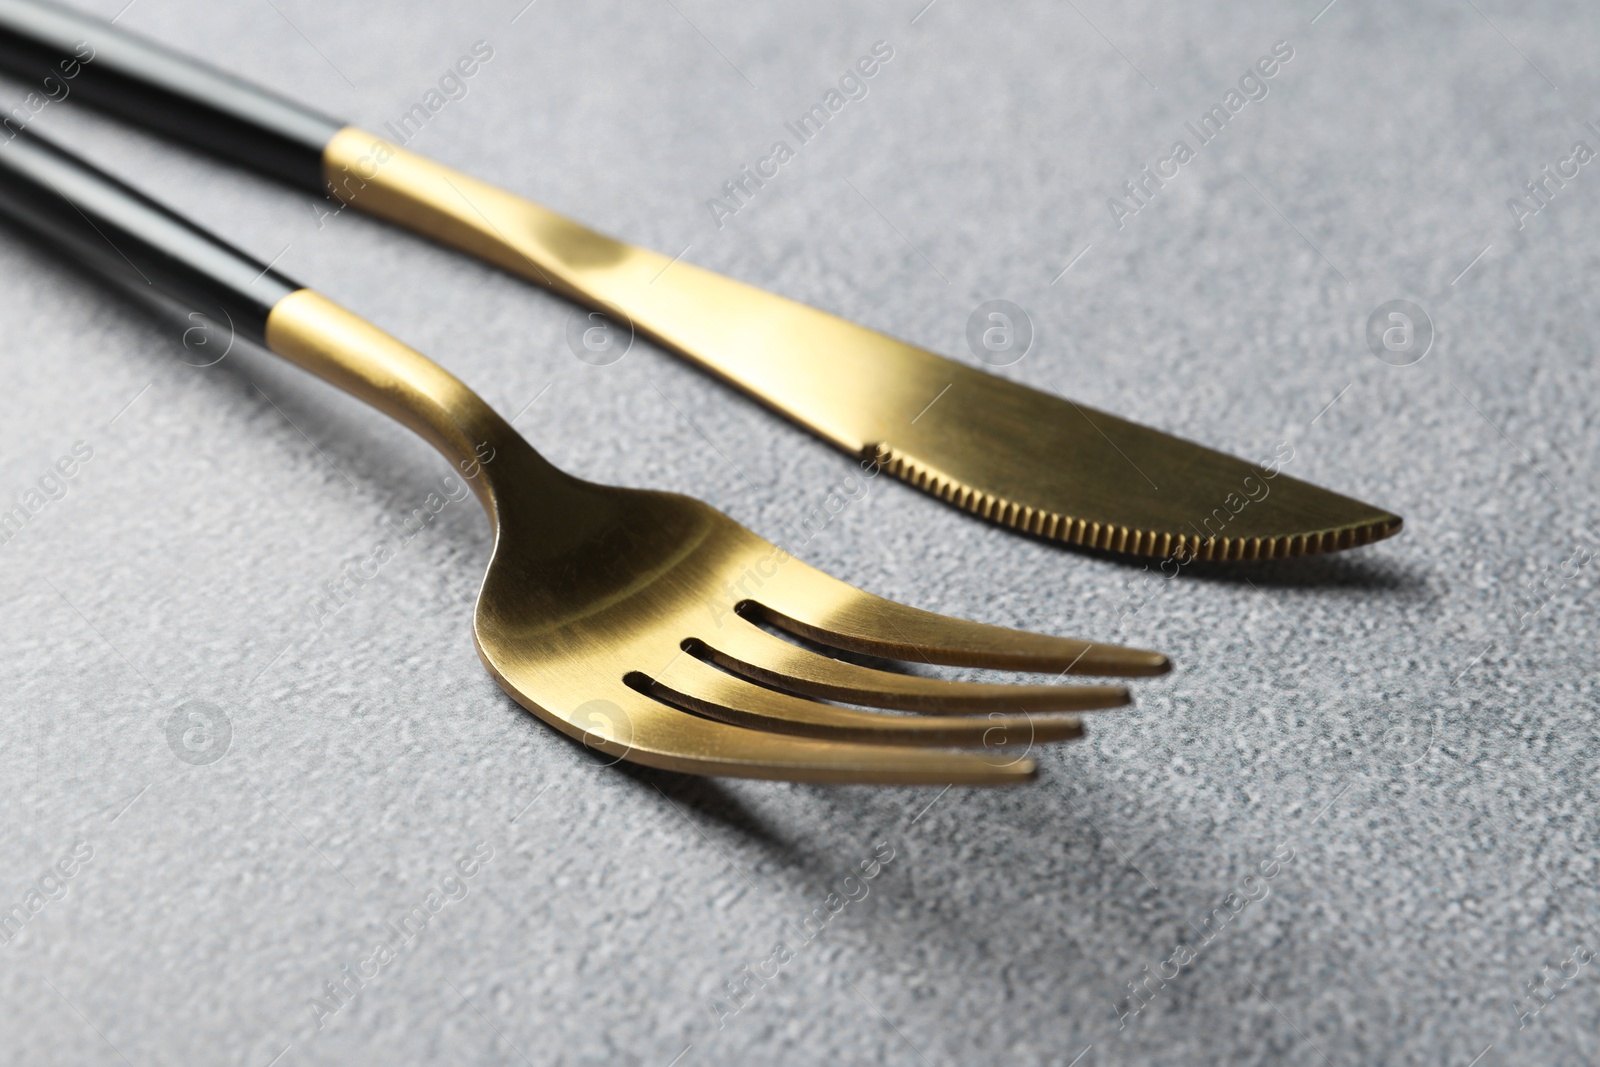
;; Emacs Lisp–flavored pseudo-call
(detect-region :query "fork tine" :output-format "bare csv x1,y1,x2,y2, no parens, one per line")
642,656,1088,746
749,568,1171,676
687,623,1132,713
540,686,1043,784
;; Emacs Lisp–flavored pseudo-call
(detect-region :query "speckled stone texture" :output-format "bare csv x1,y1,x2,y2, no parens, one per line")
0,0,1597,1063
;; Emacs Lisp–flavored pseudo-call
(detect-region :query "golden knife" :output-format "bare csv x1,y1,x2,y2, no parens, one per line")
0,0,1400,560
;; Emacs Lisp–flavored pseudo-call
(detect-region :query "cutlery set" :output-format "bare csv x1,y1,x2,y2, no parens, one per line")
0,0,1402,782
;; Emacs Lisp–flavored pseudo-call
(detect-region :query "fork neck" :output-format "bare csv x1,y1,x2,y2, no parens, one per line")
264,289,558,520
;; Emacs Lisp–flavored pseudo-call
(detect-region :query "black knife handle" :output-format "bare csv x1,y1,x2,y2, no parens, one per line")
0,124,299,341
0,0,341,191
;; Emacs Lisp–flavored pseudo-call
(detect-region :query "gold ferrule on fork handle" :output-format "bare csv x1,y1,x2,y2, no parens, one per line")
263,289,529,518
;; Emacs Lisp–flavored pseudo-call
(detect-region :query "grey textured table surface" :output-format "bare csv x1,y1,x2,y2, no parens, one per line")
1,0,1598,1064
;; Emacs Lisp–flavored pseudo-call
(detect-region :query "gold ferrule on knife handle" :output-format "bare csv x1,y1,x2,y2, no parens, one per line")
323,126,620,307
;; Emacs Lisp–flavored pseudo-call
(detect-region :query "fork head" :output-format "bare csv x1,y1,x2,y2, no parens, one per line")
472,440,1170,785
262,289,1170,785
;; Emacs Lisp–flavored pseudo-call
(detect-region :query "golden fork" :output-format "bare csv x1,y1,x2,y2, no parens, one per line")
0,127,1170,784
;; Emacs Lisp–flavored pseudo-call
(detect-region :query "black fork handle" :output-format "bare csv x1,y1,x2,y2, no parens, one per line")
0,0,341,191
0,122,298,341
